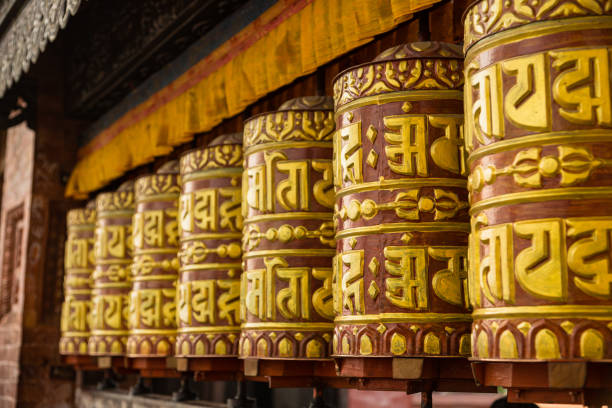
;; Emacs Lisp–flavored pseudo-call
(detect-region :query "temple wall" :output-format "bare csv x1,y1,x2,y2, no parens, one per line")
0,122,34,408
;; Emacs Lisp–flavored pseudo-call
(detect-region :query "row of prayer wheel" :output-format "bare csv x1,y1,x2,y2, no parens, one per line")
60,6,612,368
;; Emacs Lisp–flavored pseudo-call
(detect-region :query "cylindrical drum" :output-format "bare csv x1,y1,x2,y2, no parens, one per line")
332,42,471,358
60,206,96,355
89,182,135,355
464,5,612,360
240,97,336,359
176,134,243,357
127,162,180,357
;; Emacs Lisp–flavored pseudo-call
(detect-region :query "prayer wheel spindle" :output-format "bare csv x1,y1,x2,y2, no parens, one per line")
60,205,96,355
240,97,336,359
332,42,471,359
176,133,243,357
464,0,612,362
89,181,135,355
127,161,180,357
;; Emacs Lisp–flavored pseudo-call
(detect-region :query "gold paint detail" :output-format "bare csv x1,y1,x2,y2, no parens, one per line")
337,189,468,222
368,281,380,300
336,222,469,239
535,329,561,360
560,321,575,334
423,332,441,355
469,146,612,193
580,329,605,359
360,335,373,355
476,331,489,358
336,177,467,199
243,109,334,147
499,330,518,359
243,221,335,251
391,333,407,355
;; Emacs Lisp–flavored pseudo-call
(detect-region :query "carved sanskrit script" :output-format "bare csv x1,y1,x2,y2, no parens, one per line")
129,289,176,329
243,257,333,321
65,235,95,270
470,216,612,307
465,47,612,152
335,115,465,187
90,294,129,330
178,280,241,326
336,246,469,314
95,224,132,260
180,188,242,233
132,209,178,249
246,151,333,212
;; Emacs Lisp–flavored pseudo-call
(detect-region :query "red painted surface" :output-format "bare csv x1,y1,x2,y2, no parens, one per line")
347,390,500,408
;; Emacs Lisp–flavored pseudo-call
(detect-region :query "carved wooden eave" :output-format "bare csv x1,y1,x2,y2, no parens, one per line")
0,0,83,97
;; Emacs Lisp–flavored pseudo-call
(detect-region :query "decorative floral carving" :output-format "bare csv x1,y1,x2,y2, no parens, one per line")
333,44,464,109
180,143,243,173
464,0,612,50
135,174,181,197
0,0,83,97
67,208,96,225
96,191,135,213
243,109,335,147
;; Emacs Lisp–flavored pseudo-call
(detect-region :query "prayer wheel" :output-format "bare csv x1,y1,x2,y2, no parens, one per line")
127,162,180,357
464,3,612,360
240,97,336,359
60,206,96,355
176,134,243,357
89,182,135,355
332,42,471,358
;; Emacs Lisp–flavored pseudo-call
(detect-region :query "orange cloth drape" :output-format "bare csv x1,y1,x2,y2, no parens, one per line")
66,0,439,198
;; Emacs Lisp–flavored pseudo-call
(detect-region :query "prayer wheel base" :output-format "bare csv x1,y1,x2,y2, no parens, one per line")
176,357,243,382
471,361,612,405
243,359,340,388
61,355,98,371
334,357,495,393
128,357,181,379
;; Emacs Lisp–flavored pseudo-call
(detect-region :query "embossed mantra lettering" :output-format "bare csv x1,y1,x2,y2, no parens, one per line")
246,151,333,212
335,115,465,187
243,257,333,321
336,246,469,313
180,188,242,232
470,216,612,306
466,47,612,152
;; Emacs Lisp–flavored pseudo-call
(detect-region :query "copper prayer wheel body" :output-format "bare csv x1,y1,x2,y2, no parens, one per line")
240,97,336,359
127,162,180,357
60,207,96,355
89,182,135,355
332,42,471,358
176,134,243,357
464,4,612,360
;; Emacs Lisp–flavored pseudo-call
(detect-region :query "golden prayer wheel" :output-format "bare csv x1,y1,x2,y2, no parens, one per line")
60,206,96,355
89,181,135,355
464,3,612,360
127,162,180,357
332,42,471,358
240,97,336,359
176,134,243,357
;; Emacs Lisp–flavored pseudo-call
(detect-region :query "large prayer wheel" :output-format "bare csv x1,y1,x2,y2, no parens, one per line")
89,182,135,355
127,162,180,357
332,42,471,358
176,134,243,356
240,97,336,359
60,206,96,355
464,4,612,360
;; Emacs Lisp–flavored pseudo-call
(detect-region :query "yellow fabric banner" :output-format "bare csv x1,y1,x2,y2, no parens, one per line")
66,0,437,198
